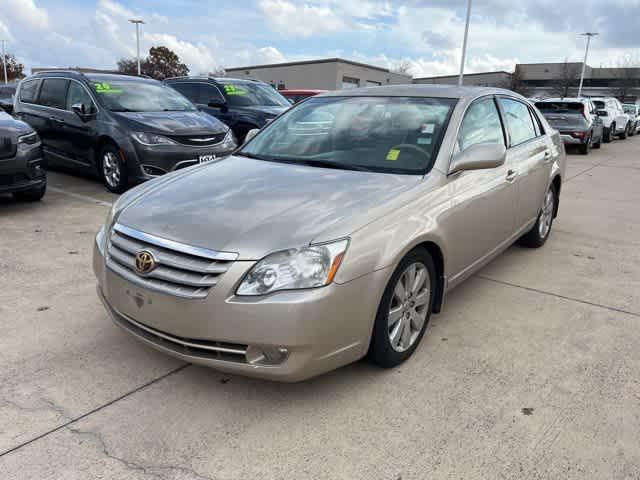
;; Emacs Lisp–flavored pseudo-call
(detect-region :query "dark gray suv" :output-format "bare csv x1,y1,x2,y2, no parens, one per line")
0,109,46,201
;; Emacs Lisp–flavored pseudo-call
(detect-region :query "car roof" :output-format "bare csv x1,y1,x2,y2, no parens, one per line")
317,84,519,100
280,89,327,94
536,97,588,103
85,73,159,83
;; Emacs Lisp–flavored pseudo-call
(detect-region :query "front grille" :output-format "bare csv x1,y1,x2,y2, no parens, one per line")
166,132,226,147
0,173,28,186
0,137,16,159
106,301,249,363
106,223,237,299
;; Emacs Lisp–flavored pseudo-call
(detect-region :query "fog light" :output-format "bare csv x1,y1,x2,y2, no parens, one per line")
245,345,289,365
142,165,167,176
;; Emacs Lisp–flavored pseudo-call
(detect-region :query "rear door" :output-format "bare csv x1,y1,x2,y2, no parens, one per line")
499,96,552,230
34,78,70,158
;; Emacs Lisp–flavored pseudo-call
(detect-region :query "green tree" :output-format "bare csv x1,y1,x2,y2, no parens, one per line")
117,46,189,80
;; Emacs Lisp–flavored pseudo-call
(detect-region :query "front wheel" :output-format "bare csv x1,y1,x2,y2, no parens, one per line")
368,249,436,368
99,144,128,193
604,124,614,143
518,185,557,248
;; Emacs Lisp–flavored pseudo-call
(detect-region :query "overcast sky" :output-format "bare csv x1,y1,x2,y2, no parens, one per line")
1,0,639,77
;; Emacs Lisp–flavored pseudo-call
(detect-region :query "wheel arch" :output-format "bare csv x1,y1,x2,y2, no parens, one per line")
551,174,562,218
409,241,446,314
91,135,121,168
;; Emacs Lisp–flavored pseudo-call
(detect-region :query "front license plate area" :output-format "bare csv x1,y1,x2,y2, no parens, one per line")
198,154,216,164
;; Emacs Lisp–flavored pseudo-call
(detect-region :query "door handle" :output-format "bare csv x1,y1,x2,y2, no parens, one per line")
506,169,517,182
543,150,552,164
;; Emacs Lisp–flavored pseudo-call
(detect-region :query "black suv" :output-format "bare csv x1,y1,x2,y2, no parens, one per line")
13,71,237,192
164,77,290,142
0,108,46,201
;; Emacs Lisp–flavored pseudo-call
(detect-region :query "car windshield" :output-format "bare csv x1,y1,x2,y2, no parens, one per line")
535,102,583,113
239,96,456,175
219,82,290,107
92,80,196,112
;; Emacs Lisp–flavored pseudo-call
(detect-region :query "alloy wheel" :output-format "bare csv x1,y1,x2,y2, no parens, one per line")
388,262,431,352
102,152,121,189
538,188,555,239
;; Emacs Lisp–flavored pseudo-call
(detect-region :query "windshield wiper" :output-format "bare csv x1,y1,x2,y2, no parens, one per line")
110,108,134,112
264,157,372,172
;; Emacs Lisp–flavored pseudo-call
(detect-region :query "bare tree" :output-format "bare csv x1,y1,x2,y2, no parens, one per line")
506,65,531,97
611,56,640,101
1,53,25,81
550,61,580,97
391,60,412,75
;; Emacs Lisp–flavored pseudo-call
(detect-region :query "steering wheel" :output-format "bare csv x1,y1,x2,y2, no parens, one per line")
388,144,431,162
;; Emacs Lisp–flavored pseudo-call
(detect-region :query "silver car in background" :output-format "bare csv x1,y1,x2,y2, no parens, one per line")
94,85,566,382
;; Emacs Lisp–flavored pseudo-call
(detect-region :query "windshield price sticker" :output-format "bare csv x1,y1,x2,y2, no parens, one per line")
386,148,400,161
223,84,247,96
94,82,122,94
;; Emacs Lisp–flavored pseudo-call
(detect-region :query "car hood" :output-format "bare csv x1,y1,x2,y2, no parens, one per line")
234,105,288,117
117,155,422,260
0,111,32,139
113,111,227,135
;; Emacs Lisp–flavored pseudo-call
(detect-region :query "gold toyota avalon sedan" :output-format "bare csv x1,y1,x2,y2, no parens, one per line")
94,85,566,382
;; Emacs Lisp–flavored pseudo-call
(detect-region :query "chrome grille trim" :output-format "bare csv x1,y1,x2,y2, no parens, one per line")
113,223,238,261
107,223,237,299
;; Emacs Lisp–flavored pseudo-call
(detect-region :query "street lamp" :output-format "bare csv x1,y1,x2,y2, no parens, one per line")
129,19,145,76
458,0,472,86
577,32,598,97
1,40,7,85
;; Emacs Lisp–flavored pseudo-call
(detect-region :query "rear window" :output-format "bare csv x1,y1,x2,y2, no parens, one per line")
535,102,583,113
19,79,40,103
593,100,605,109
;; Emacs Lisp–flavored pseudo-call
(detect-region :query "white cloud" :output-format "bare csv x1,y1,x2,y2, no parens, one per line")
143,33,216,73
258,0,348,37
1,0,48,30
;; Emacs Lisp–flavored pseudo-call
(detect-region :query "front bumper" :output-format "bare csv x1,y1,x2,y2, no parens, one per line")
124,141,235,184
0,142,46,194
93,235,390,382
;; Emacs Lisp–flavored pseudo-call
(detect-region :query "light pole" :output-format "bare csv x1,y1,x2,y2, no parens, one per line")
577,32,598,97
458,0,472,86
1,40,7,85
129,19,145,75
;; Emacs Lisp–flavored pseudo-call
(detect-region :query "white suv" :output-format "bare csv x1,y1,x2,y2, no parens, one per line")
623,103,640,135
592,97,631,142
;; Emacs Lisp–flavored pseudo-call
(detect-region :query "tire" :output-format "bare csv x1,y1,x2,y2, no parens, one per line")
368,248,436,368
578,134,591,155
629,122,636,137
593,133,602,149
604,124,614,143
618,123,628,140
13,181,46,202
518,184,557,248
99,144,128,193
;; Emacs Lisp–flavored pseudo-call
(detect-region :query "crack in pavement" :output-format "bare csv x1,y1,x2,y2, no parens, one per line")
0,395,73,423
0,363,190,459
477,275,640,318
67,427,216,480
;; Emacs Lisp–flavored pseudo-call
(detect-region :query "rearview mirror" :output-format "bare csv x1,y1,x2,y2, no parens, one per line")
596,110,608,117
449,143,506,175
244,128,260,144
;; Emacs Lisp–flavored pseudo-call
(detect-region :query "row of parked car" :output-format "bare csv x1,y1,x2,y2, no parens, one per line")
0,70,638,202
533,96,639,155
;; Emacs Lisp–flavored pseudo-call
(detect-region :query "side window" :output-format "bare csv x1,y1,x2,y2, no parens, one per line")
529,107,544,136
66,82,96,113
19,79,40,103
197,84,224,105
499,97,537,146
457,97,505,152
38,79,69,109
170,82,197,102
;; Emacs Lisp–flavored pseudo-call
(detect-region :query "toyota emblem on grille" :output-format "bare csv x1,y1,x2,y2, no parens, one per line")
134,250,157,275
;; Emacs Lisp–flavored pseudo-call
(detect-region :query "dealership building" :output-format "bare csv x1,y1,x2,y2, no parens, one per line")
224,58,412,91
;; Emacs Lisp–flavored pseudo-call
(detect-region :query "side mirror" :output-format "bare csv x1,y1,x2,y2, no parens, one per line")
244,128,260,144
71,103,87,117
208,99,227,109
449,143,506,175
596,110,608,117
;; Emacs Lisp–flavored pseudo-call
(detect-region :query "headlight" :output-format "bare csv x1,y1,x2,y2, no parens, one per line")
98,202,118,253
220,129,237,149
236,239,349,296
131,132,176,146
18,132,40,145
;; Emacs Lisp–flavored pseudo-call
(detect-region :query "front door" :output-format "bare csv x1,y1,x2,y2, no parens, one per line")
445,95,517,279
